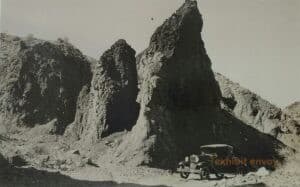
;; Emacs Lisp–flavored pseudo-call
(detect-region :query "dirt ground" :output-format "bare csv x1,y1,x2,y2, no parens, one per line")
1,130,299,187
1,162,298,187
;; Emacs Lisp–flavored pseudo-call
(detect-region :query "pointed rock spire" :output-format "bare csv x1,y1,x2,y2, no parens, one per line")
69,39,139,143
115,0,222,168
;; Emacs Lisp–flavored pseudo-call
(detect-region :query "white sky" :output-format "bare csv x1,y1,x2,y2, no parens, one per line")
1,0,299,108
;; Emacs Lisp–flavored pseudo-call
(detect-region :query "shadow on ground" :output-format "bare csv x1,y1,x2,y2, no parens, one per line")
231,183,267,187
0,166,170,187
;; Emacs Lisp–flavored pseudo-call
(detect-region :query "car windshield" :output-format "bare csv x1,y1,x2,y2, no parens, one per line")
200,145,233,157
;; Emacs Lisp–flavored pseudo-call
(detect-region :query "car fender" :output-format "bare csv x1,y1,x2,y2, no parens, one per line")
178,161,186,167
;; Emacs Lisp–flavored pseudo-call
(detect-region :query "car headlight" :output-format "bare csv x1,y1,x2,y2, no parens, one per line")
185,156,189,162
190,155,199,163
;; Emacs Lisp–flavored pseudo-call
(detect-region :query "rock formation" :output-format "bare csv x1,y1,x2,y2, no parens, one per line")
281,102,300,150
216,73,300,150
115,0,221,167
215,73,283,135
68,39,139,143
0,33,92,134
0,1,294,171
114,1,289,168
285,102,300,122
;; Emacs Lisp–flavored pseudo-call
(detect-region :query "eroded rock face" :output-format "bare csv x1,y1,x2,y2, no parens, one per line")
115,1,289,168
136,1,221,108
285,102,300,122
69,39,139,143
116,1,222,167
0,3,292,170
215,73,283,135
0,33,92,134
216,73,300,150
281,102,300,150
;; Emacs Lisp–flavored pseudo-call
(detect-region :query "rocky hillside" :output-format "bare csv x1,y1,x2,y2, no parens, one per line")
0,1,296,171
67,40,139,143
216,73,300,150
282,102,300,150
0,33,92,134
285,102,300,121
215,73,283,135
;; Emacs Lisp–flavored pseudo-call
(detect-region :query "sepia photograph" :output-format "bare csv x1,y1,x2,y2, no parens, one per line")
0,0,299,186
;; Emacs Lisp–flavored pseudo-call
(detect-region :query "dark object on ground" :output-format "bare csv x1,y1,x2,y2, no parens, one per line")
8,155,28,167
86,159,99,168
231,183,267,187
0,153,9,168
71,150,80,155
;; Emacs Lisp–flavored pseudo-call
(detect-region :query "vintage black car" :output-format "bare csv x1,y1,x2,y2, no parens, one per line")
177,144,245,179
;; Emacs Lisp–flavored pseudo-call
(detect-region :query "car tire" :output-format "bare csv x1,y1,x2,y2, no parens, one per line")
180,171,190,179
200,167,210,180
215,173,224,179
179,165,190,179
236,165,247,176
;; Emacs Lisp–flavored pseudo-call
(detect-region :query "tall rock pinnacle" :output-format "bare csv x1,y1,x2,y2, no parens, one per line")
137,0,221,108
116,1,222,167
68,39,139,143
115,1,288,168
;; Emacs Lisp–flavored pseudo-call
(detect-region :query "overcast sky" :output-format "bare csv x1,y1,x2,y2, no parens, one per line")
1,0,299,108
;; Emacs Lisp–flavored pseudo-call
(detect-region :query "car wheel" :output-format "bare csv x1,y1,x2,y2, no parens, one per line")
236,165,247,176
215,173,224,179
179,165,190,179
180,171,190,179
200,167,210,180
